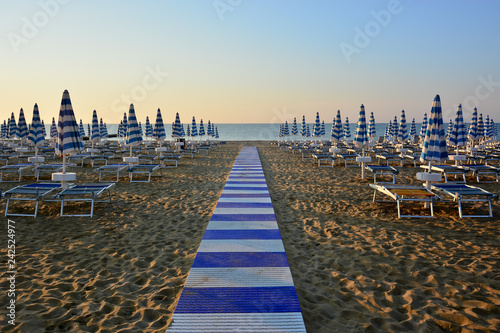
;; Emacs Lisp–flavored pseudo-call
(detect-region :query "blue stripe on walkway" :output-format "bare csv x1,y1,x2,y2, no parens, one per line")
203,229,282,240
192,252,290,268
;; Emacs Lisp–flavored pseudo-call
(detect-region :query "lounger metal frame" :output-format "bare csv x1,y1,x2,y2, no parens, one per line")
67,154,91,167
365,165,398,184
420,164,467,183
0,163,34,182
312,154,335,167
376,154,404,167
430,184,495,218
462,164,499,183
3,183,62,217
54,183,115,217
370,184,440,218
95,164,129,182
128,164,162,182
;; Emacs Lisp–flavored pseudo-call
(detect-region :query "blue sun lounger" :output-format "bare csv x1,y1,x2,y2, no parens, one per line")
128,164,162,182
94,164,129,182
430,184,496,218
461,164,499,183
34,163,75,181
365,165,399,184
420,164,468,183
53,183,115,217
3,183,62,217
0,163,34,182
312,154,335,167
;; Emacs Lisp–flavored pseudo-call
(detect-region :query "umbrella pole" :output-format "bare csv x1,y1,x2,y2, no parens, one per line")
424,160,432,209
361,147,366,179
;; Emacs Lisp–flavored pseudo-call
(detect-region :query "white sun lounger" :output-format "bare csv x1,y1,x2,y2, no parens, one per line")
3,183,63,217
376,154,404,167
54,183,115,217
370,184,441,218
430,183,496,218
128,164,162,182
0,163,34,182
94,164,129,182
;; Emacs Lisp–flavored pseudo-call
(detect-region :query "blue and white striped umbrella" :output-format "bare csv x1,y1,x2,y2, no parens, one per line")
91,110,101,143
88,123,92,137
410,118,416,138
420,113,428,140
153,108,166,142
100,118,107,139
449,104,466,148
126,104,143,148
343,117,351,140
321,120,326,137
138,122,143,136
190,116,198,138
79,119,85,137
313,112,322,138
331,110,343,142
18,108,28,140
41,119,46,137
102,122,109,139
28,103,45,148
186,123,190,138
398,110,408,142
484,115,490,138
278,124,283,138
489,118,496,138
211,122,216,138
206,120,212,138
199,119,205,137
171,112,184,138
390,116,398,139
55,90,83,156
50,117,57,139
446,119,453,140
215,126,219,139
354,104,368,148
368,112,376,140
420,95,448,163
300,116,307,137
291,117,298,137
467,107,478,144
8,112,19,139
117,121,123,137
145,116,153,138
306,124,311,138
0,120,6,139
477,113,485,139
283,121,290,137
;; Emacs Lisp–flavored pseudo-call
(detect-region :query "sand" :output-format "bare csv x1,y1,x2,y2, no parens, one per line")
0,141,499,332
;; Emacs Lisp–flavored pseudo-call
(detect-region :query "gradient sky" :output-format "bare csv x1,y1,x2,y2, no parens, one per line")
1,0,499,126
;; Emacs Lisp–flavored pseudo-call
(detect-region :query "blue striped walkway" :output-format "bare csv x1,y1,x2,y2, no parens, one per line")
167,146,306,332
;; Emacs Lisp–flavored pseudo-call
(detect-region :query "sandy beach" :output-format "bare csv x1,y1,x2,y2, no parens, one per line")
1,141,499,332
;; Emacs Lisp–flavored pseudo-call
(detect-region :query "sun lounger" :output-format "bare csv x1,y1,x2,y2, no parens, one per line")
159,154,182,168
53,183,115,217
430,183,495,218
128,164,162,182
312,154,335,167
138,154,158,164
90,154,114,167
370,184,441,218
403,152,422,167
476,154,500,166
0,163,34,182
95,164,129,182
365,165,399,184
67,154,91,167
337,153,359,167
376,154,404,167
420,164,468,183
181,149,196,158
299,149,315,160
34,163,75,181
3,183,62,217
460,164,499,183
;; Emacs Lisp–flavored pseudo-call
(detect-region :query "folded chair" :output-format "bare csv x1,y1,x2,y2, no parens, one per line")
365,165,399,184
3,183,63,217
128,164,162,182
94,164,129,182
370,184,441,218
53,183,115,217
430,183,496,218
0,163,34,182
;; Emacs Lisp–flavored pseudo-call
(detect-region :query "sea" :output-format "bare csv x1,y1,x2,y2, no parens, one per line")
46,123,499,142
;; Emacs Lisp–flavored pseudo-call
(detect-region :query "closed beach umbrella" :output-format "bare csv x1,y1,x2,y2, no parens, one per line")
91,110,100,147
153,108,166,143
186,123,190,139
321,120,326,138
139,122,143,137
41,119,46,138
306,124,311,138
190,116,198,140
145,116,153,138
398,110,408,143
477,113,484,140
467,107,478,146
410,118,416,139
56,90,83,173
313,112,322,140
100,118,107,139
28,103,45,154
206,120,212,139
343,117,351,141
446,119,453,141
102,123,109,139
215,126,219,139
211,122,216,138
171,112,183,138
354,104,369,178
420,113,428,140
449,104,466,152
291,117,298,138
300,115,307,138
79,119,85,137
18,108,28,142
126,104,143,156
368,112,376,141
484,115,490,138
283,121,290,139
8,112,19,139
489,118,496,139
50,117,57,140
1,120,6,139
88,123,92,137
331,110,343,143
420,95,448,164
199,119,205,138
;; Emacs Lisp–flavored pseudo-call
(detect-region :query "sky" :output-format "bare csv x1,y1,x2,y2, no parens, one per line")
1,0,500,126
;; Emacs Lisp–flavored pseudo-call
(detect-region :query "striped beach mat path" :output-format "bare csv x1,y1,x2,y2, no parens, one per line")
167,146,306,332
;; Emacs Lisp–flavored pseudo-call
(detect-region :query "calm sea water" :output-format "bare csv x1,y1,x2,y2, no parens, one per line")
46,123,499,142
